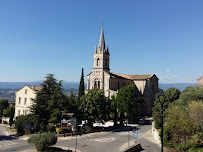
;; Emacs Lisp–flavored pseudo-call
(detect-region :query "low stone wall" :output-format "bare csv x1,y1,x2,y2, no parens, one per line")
152,121,161,144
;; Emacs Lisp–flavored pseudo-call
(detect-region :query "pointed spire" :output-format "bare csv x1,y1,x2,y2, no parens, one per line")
94,45,97,53
106,45,109,54
98,25,105,53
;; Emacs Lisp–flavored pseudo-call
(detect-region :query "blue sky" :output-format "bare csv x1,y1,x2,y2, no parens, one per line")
0,0,202,83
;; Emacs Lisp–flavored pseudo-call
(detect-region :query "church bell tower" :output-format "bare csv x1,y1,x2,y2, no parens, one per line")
93,25,110,73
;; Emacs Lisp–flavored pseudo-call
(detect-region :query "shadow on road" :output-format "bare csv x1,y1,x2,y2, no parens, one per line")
112,125,138,132
0,134,18,141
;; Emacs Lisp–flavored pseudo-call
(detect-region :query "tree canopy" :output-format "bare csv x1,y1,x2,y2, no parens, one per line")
78,68,85,102
152,87,181,129
80,89,108,127
31,74,68,128
154,86,203,151
116,83,144,125
0,100,9,117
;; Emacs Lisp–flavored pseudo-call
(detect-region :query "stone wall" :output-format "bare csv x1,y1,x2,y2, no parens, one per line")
197,76,203,86
152,121,161,144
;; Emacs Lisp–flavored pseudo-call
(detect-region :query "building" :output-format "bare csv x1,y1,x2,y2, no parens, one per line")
87,26,159,115
197,76,203,86
15,85,42,118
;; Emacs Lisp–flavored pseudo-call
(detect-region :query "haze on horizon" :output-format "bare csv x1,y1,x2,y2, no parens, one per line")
0,0,202,84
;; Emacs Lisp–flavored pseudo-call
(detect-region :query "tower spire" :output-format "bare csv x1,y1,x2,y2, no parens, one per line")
98,25,105,53
94,45,97,53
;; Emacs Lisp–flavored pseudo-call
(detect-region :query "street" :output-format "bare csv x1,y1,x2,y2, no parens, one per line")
0,124,160,152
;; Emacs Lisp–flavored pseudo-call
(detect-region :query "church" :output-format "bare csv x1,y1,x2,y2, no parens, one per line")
87,26,159,115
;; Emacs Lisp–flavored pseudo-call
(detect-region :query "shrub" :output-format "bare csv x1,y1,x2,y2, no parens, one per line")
27,132,57,151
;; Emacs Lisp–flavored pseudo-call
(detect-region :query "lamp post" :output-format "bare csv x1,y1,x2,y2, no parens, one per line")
158,90,166,152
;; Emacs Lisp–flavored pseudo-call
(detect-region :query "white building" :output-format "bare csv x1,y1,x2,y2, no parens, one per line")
15,85,42,118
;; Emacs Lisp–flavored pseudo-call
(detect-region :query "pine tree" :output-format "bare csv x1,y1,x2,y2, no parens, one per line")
31,74,58,127
78,68,85,102
48,81,68,126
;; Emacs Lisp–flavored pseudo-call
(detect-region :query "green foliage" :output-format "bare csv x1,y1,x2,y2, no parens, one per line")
78,68,85,102
0,100,9,117
27,132,57,151
68,90,77,114
160,86,203,151
48,81,68,125
175,85,203,107
31,74,69,128
116,83,144,125
31,74,58,127
14,114,56,135
164,87,181,103
9,107,15,126
152,87,181,129
80,89,108,127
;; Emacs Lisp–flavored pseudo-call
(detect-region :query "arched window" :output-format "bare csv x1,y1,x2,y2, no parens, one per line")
94,81,97,89
98,81,100,89
97,58,100,66
94,79,101,89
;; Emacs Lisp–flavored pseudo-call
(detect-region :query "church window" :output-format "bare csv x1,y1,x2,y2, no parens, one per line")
98,81,100,89
118,81,120,89
97,58,100,66
94,81,97,88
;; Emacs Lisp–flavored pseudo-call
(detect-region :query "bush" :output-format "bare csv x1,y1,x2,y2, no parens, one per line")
27,132,57,151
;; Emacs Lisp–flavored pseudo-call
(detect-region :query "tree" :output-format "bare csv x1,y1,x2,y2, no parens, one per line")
9,107,15,126
116,83,144,125
161,86,203,151
68,90,77,114
111,95,118,127
0,100,9,117
3,106,15,126
31,74,59,128
175,85,203,107
164,87,181,103
78,68,85,102
152,87,181,129
48,81,68,126
80,89,108,127
188,101,203,129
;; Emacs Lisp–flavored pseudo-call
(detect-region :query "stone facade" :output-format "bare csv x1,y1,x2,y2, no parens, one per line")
87,26,159,115
197,76,203,86
15,85,42,118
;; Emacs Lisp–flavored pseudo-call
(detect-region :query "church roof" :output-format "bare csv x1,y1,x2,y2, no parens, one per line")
110,73,156,80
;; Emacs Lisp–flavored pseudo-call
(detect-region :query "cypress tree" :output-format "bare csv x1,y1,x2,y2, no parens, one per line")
78,68,85,102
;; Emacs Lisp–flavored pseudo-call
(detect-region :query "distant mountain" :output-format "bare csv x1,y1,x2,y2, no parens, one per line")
159,83,196,92
0,82,85,90
0,82,196,92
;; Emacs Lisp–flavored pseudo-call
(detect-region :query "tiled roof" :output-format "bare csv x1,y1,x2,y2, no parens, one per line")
111,73,155,80
28,85,42,91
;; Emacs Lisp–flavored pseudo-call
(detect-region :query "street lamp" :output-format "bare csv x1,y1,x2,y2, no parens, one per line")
158,90,166,152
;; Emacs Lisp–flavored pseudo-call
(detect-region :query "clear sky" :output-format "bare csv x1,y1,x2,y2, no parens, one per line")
0,0,202,84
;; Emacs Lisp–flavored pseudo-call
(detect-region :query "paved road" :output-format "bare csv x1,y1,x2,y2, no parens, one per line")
0,124,160,152
56,124,160,152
